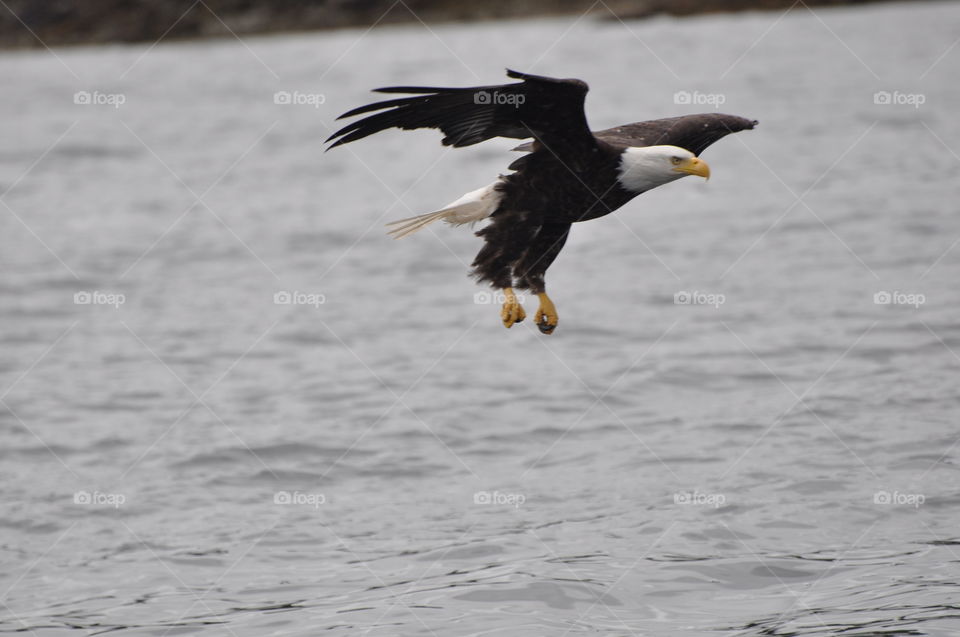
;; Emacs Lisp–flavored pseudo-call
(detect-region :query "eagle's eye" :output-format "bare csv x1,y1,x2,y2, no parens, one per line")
670,157,682,165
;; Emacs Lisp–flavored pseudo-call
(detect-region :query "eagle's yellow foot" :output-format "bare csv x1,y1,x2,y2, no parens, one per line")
500,287,526,328
535,292,558,334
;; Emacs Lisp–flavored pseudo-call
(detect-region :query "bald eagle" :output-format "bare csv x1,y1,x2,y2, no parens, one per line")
327,69,756,334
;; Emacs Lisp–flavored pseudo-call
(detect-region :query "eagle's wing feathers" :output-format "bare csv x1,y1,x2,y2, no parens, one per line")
593,114,757,156
326,69,595,156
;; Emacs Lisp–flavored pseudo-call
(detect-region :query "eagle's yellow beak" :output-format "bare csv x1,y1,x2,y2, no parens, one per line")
674,156,711,180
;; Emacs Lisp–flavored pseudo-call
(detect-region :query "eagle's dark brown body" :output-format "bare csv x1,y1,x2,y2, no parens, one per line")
477,142,633,292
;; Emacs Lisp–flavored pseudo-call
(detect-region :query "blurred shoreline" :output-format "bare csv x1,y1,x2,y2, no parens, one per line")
0,0,910,49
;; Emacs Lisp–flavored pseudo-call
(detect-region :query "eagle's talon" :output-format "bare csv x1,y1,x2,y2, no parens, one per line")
500,287,526,328
501,305,525,327
535,314,557,334
534,292,558,335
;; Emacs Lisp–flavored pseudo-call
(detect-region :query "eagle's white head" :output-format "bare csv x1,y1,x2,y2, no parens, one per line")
617,145,711,194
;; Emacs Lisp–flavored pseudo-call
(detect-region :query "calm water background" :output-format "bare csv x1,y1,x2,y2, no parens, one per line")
2,2,960,635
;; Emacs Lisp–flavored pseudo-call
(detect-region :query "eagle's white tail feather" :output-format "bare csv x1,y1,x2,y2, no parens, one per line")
386,182,501,239
386,210,455,239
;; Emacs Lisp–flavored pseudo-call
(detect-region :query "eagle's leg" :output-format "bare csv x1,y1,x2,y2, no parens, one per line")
471,210,539,329
500,287,526,327
513,222,571,335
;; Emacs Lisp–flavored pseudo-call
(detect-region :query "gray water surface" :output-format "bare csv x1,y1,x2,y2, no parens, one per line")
2,2,960,635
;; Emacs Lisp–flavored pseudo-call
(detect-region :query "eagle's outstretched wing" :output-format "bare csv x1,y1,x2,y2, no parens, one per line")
326,69,596,156
510,113,757,157
593,114,758,156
